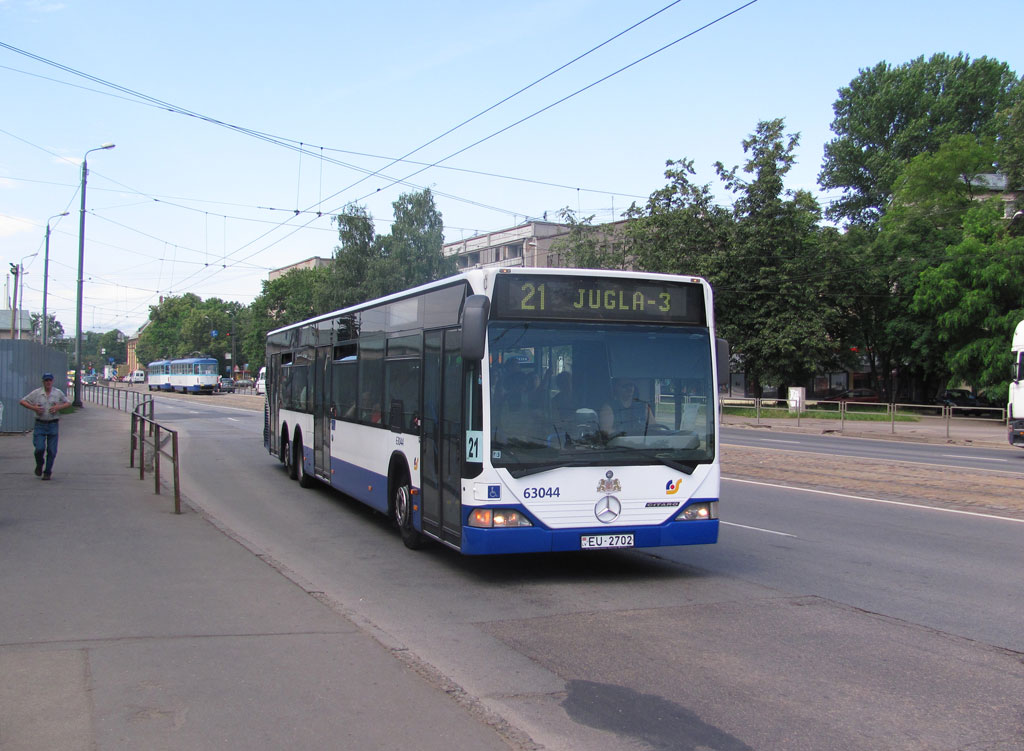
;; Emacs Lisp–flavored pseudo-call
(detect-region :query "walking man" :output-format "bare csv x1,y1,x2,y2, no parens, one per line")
19,372,70,480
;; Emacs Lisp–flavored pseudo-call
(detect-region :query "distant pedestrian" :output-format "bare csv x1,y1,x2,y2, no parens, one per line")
19,372,70,480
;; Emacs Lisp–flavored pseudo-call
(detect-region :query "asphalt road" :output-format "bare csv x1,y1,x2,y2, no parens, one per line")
149,394,1024,751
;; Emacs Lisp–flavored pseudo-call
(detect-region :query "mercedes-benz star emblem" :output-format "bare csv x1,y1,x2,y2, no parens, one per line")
595,495,621,523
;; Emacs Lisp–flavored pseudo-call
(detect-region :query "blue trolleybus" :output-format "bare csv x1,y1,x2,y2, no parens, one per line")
263,268,728,555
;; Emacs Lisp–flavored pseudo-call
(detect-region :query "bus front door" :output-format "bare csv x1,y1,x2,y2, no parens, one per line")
421,329,463,547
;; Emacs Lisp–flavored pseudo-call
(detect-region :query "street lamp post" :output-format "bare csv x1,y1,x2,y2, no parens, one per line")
73,143,115,407
42,212,70,348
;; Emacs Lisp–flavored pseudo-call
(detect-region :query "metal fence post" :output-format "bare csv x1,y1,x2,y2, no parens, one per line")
154,424,162,495
139,419,146,481
172,432,181,515
130,411,137,468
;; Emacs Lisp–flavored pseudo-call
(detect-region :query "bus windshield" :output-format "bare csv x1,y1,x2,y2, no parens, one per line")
488,320,715,477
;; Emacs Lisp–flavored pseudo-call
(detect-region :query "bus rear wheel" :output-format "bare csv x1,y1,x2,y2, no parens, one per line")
393,481,423,550
295,432,315,488
281,433,297,480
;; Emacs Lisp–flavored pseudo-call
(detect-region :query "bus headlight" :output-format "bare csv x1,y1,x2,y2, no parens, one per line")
468,509,534,528
676,501,717,521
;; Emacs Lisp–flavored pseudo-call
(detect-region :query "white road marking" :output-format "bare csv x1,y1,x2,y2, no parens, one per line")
720,521,796,537
724,477,1024,524
941,454,1008,462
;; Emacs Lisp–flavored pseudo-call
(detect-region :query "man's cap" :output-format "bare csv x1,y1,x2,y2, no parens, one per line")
42,372,54,380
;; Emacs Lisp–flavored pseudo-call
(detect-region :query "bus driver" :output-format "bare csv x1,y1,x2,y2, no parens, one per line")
600,378,655,438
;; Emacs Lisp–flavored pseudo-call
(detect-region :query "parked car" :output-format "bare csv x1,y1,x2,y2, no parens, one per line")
936,388,989,416
832,388,879,402
936,388,976,408
217,377,236,393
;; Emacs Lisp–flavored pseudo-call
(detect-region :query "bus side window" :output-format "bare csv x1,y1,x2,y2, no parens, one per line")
333,356,357,420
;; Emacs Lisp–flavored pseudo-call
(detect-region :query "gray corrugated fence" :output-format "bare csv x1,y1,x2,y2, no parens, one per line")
0,340,70,433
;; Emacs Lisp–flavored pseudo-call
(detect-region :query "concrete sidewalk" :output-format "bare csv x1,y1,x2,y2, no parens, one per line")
0,406,518,751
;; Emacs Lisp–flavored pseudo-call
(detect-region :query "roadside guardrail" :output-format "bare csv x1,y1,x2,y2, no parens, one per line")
130,402,182,514
722,397,1007,441
83,382,154,413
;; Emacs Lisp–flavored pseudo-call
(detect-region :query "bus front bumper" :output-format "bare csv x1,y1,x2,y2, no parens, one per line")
459,518,718,555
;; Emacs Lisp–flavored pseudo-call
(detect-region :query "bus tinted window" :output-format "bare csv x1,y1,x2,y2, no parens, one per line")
358,335,384,424
386,359,421,431
333,359,357,419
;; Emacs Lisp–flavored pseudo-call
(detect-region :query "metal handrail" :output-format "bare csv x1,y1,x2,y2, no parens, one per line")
83,382,154,413
130,402,182,514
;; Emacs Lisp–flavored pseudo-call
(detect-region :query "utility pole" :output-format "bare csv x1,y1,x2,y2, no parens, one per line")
8,263,18,340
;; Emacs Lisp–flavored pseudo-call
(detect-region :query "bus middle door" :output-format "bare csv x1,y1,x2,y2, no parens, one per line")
421,328,463,547
313,346,331,481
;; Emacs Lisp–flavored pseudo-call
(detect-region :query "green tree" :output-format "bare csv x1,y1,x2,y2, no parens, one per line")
912,200,1024,395
137,293,203,366
713,120,840,395
998,98,1024,212
97,329,127,364
857,135,1005,399
551,208,632,270
30,313,64,343
378,188,452,293
624,159,731,277
820,53,1020,224
330,188,454,305
331,203,386,308
245,266,334,372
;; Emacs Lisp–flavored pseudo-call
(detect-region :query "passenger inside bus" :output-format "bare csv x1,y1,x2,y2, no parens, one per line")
494,370,550,447
550,371,575,422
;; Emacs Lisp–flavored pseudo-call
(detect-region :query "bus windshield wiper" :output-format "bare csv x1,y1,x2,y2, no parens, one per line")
506,459,596,478
654,456,699,475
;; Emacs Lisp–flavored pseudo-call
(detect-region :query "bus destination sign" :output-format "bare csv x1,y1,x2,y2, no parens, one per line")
492,274,705,324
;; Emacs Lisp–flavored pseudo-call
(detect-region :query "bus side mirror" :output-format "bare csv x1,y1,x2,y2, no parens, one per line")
716,338,730,387
462,295,490,361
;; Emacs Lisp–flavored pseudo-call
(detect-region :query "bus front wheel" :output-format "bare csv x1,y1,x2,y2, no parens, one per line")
393,481,423,550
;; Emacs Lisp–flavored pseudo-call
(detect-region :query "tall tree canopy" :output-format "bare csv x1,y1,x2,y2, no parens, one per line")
912,199,1024,394
332,188,453,306
713,119,841,393
819,53,1020,224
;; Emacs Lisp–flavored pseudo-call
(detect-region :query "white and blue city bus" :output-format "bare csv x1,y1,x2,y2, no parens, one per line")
167,356,220,394
264,268,728,555
146,360,172,391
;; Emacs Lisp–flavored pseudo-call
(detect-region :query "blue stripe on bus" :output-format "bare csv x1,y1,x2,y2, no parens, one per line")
328,455,390,514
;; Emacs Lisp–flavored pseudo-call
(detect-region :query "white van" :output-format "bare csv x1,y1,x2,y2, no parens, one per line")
255,366,267,395
131,369,146,384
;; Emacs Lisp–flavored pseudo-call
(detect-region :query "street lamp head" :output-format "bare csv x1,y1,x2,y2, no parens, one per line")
99,143,115,150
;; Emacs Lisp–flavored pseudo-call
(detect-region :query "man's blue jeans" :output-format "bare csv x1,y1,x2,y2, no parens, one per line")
33,421,59,474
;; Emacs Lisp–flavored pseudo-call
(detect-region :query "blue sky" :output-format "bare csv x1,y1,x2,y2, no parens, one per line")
2,0,1021,335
